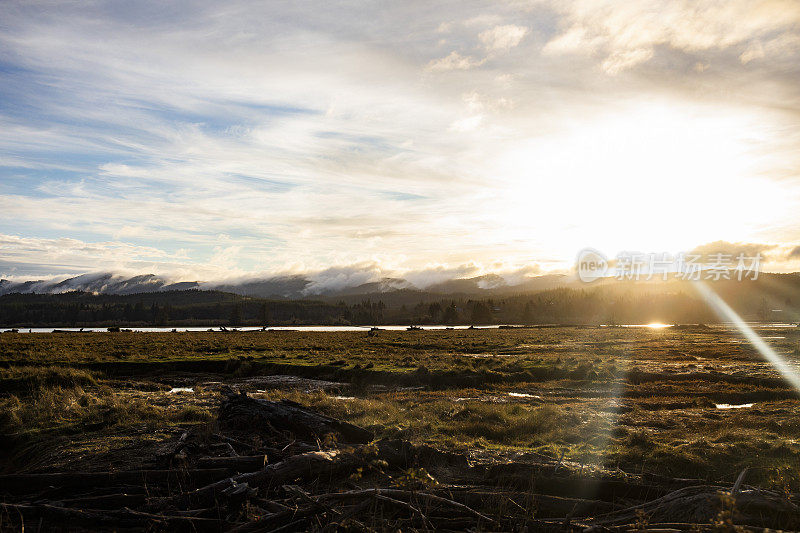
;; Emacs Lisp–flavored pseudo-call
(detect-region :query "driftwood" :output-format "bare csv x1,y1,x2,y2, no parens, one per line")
4,390,799,532
219,390,373,444
56,492,148,510
314,488,498,525
0,468,231,494
196,455,268,471
171,450,356,510
591,484,800,529
440,487,624,517
0,503,227,532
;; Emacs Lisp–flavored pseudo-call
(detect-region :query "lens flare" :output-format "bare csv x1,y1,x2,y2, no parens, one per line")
694,282,800,392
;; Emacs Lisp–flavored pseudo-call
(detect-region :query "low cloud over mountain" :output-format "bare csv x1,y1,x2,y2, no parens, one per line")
0,268,572,300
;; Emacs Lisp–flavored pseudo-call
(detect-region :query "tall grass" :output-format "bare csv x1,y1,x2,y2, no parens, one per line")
0,365,98,395
256,389,578,448
0,366,211,437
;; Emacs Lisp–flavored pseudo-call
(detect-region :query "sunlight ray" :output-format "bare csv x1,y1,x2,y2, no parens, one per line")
694,281,800,392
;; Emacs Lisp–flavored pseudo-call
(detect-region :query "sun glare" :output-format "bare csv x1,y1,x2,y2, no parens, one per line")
645,322,672,329
497,101,791,258
694,282,800,393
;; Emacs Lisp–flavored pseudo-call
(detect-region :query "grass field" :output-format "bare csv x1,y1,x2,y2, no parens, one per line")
2,326,800,494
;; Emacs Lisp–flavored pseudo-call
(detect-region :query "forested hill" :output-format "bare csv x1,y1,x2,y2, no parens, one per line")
0,291,348,327
1,273,800,327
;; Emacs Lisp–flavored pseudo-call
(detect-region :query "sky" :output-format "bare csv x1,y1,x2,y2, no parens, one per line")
2,0,800,284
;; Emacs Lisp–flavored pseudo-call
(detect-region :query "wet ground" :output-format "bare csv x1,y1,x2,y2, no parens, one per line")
2,327,800,490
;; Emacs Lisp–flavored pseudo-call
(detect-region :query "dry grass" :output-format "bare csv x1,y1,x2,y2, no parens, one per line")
0,365,98,395
0,366,212,440
1,328,800,488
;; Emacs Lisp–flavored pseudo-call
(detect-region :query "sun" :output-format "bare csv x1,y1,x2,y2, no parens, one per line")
494,99,791,259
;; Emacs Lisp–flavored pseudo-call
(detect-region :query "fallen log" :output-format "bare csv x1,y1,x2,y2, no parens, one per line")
313,487,498,526
442,488,624,518
196,455,268,471
0,503,227,532
54,492,148,510
602,522,775,532
483,462,667,501
590,484,800,530
219,391,373,444
373,494,433,530
171,450,357,510
0,468,232,494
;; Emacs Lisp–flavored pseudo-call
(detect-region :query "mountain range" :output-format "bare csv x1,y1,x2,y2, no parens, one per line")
0,272,574,300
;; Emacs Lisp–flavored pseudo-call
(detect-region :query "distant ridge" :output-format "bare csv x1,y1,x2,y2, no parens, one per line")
0,271,573,299
0,273,200,296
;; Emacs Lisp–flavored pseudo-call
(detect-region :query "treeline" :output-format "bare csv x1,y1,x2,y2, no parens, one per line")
0,291,351,327
0,276,797,327
351,276,800,325
391,289,716,325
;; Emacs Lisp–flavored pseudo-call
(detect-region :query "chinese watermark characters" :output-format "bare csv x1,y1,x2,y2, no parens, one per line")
576,249,761,283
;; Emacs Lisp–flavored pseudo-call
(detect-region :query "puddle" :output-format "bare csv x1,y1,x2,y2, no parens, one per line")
240,375,344,391
368,385,425,392
455,395,504,403
508,392,542,399
168,387,194,394
715,403,753,409
332,395,355,400
453,394,544,403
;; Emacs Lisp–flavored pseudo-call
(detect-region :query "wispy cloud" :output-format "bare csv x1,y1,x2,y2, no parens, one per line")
479,24,528,52
426,51,487,71
1,0,800,280
541,0,800,73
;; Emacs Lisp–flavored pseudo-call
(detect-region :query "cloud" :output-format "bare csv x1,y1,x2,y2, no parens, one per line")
303,263,385,294
0,233,203,279
427,24,529,77
495,264,543,285
426,51,486,71
740,42,766,64
740,33,800,64
402,264,482,289
690,240,776,258
0,231,562,289
685,241,800,272
1,1,800,280
478,24,528,52
542,27,601,55
436,22,452,34
601,48,654,75
542,0,800,73
449,115,483,132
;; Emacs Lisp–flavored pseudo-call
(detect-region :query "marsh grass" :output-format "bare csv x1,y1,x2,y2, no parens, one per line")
0,367,212,440
254,388,593,454
0,365,98,395
1,329,799,488
261,387,800,487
